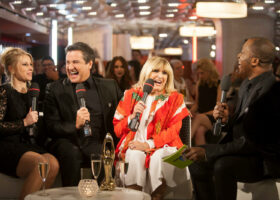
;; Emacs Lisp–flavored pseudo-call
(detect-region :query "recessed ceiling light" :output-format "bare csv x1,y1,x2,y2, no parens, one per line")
189,16,197,20
115,14,124,18
140,11,151,15
167,9,178,12
159,33,168,38
88,12,97,16
49,4,57,8
166,14,174,17
76,0,85,4
36,12,44,16
210,51,216,58
82,6,92,10
168,3,180,7
13,1,22,4
275,46,280,51
25,7,35,11
111,3,117,7
183,39,189,44
139,6,150,10
211,44,216,50
25,33,31,37
264,0,274,3
138,0,147,3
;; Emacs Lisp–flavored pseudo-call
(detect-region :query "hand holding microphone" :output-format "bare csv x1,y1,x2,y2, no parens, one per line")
213,75,231,136
129,79,154,132
76,83,92,137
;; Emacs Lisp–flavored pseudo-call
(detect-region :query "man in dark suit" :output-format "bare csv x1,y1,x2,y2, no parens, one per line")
44,42,122,186
185,37,279,200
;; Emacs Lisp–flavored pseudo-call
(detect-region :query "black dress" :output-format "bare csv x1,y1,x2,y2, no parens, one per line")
0,83,46,177
197,82,219,123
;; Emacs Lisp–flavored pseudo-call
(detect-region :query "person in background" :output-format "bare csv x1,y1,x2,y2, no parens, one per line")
170,59,193,104
132,49,143,67
0,63,6,84
190,58,221,145
186,37,280,200
106,56,132,93
113,56,190,200
44,42,122,186
128,60,141,85
0,47,59,200
32,56,60,109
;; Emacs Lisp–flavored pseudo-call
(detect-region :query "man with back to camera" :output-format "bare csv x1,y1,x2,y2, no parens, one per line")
43,42,122,186
185,37,280,200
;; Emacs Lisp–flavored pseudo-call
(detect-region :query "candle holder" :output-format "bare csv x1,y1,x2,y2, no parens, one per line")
78,179,99,198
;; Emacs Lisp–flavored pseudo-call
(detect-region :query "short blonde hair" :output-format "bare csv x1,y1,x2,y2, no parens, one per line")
0,47,33,81
134,56,175,94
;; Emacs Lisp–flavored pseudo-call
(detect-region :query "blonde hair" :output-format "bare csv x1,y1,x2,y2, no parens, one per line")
0,47,33,82
134,56,175,94
196,58,219,87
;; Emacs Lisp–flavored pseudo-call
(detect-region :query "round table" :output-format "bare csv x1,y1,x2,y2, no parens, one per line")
25,187,151,200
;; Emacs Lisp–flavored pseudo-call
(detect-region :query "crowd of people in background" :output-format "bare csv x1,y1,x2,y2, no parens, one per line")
0,37,280,200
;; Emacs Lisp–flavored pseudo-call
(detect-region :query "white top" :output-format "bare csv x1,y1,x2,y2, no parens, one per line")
133,95,155,148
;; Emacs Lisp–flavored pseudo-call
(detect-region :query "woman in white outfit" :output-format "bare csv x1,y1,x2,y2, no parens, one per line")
113,56,190,200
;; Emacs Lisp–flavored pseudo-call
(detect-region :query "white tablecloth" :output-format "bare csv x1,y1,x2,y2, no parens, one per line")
25,187,151,200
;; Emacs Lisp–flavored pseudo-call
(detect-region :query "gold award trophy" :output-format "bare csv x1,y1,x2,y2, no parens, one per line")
100,133,116,191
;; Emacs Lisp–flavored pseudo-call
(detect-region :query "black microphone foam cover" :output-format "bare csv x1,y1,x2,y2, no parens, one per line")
220,75,231,91
143,78,154,94
76,83,86,99
29,82,40,98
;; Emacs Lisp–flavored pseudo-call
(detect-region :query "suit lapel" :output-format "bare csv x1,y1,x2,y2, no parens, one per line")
236,72,275,120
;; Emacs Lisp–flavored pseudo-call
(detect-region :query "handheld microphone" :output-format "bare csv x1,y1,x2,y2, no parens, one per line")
213,75,231,136
129,79,154,132
76,83,92,137
28,83,40,143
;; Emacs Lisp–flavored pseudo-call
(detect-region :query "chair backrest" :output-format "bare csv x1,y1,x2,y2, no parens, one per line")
179,115,192,148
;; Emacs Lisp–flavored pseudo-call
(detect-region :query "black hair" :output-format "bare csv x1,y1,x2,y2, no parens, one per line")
65,42,95,67
41,56,54,65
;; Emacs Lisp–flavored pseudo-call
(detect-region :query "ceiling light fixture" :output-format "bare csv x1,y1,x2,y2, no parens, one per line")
13,1,22,4
139,6,150,10
159,33,168,38
166,14,174,17
111,3,117,7
196,1,247,18
140,11,151,15
179,25,215,37
88,12,97,16
82,6,92,10
25,7,35,11
130,36,154,50
115,14,124,18
264,0,274,3
168,3,180,7
164,47,183,55
138,0,147,3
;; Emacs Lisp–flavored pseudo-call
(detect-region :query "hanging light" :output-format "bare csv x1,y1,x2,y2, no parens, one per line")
196,1,247,18
130,36,154,50
179,25,215,37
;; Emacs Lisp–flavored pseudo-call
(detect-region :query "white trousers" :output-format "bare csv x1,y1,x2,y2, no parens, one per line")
125,145,189,192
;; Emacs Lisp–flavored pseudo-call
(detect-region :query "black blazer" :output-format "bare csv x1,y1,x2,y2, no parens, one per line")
204,71,278,177
43,76,123,144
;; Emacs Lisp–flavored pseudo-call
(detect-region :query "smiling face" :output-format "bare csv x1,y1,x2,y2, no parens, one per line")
66,50,92,83
148,67,168,95
113,59,125,81
11,55,33,82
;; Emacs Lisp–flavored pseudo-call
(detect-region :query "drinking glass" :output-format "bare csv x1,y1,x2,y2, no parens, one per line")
120,161,129,188
38,158,50,196
91,154,101,180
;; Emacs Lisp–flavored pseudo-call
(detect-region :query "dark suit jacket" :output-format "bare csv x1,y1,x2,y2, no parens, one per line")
43,76,123,147
204,71,279,177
